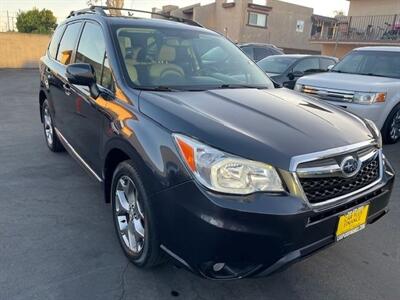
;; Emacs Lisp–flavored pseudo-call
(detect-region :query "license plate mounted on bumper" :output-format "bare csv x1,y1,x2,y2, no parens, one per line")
336,204,369,241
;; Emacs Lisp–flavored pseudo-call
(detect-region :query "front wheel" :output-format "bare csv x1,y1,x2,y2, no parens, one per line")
111,160,164,268
382,104,400,144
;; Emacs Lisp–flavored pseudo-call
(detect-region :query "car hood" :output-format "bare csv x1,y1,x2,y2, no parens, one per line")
297,72,398,92
139,88,374,170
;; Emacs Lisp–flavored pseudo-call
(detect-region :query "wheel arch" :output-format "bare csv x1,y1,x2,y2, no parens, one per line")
102,139,153,203
39,90,47,123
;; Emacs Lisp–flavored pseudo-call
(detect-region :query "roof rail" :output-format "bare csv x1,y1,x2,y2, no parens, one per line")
67,6,107,18
68,6,203,27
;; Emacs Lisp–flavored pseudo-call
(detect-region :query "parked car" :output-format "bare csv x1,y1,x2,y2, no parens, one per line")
257,54,338,89
295,46,400,144
39,7,395,280
238,43,283,62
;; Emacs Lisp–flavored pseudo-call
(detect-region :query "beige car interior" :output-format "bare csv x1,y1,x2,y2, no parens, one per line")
118,34,185,85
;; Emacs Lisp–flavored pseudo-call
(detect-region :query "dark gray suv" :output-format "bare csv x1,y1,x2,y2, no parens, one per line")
39,6,395,280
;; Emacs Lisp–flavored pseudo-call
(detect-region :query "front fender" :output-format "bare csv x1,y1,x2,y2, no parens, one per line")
102,113,190,198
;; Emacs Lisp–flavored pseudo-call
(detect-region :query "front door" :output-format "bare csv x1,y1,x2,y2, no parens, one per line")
67,21,114,174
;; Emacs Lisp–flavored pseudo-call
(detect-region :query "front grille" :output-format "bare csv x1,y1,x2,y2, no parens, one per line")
299,155,380,204
301,85,354,102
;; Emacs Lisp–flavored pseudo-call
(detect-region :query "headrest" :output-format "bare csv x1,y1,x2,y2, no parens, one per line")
165,38,180,46
158,45,176,62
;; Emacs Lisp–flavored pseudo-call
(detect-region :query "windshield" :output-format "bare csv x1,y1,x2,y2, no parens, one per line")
257,56,297,74
114,25,273,90
332,50,400,79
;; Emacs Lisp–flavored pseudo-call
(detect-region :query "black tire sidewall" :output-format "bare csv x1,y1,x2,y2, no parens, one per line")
111,160,157,267
382,103,400,144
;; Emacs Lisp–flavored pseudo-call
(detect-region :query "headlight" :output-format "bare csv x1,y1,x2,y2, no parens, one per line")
294,83,303,92
173,134,284,195
353,92,386,104
364,119,382,148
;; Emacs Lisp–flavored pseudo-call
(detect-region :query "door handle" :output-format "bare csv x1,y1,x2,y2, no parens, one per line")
63,83,71,96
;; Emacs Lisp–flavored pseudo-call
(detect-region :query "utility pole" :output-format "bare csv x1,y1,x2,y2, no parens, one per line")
6,10,10,32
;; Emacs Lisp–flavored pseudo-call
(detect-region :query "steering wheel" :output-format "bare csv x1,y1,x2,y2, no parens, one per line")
160,68,184,84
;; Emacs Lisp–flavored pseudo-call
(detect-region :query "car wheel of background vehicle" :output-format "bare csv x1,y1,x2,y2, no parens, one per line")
111,160,164,268
42,99,64,152
382,103,400,144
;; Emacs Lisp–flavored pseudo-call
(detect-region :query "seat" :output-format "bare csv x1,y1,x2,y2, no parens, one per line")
118,35,139,84
148,45,184,85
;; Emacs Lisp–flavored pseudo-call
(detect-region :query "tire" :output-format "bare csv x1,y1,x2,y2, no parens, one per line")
42,99,64,152
382,103,400,144
111,160,164,268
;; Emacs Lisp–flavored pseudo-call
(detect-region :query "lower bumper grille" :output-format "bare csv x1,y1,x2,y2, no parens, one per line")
299,153,380,205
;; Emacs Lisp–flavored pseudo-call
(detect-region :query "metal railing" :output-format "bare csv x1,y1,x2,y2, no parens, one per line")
311,14,400,42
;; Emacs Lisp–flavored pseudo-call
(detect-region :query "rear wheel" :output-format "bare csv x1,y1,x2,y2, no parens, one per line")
111,160,164,267
42,100,64,152
382,104,400,144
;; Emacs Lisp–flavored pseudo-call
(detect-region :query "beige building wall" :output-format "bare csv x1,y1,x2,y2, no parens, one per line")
164,0,321,53
0,32,50,68
257,0,320,52
320,43,358,58
348,0,400,16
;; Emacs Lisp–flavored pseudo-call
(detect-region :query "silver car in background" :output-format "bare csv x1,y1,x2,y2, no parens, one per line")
295,46,400,144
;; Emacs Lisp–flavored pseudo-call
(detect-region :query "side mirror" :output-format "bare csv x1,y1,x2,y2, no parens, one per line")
66,63,100,99
327,64,334,71
288,71,304,80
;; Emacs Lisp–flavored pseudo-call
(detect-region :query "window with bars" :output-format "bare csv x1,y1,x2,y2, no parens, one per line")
248,12,267,27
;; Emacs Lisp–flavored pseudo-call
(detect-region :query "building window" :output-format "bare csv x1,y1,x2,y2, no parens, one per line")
248,12,267,27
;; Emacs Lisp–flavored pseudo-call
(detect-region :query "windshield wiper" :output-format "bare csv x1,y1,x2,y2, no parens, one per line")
330,70,353,74
138,86,183,92
215,84,267,89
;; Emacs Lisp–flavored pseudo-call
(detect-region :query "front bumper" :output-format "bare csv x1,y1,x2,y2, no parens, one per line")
150,163,395,280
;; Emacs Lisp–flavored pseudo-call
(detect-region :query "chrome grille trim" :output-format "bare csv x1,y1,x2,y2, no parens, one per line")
297,147,379,178
302,85,354,102
289,140,383,207
289,140,376,172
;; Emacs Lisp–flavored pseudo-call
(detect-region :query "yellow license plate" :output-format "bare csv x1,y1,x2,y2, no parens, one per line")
336,205,369,241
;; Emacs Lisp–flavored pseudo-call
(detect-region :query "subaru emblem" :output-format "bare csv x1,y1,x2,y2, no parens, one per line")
340,156,360,177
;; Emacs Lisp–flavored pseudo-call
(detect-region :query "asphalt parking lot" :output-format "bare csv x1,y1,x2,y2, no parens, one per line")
0,69,399,300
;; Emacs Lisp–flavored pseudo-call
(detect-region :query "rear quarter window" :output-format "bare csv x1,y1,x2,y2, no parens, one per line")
48,25,65,59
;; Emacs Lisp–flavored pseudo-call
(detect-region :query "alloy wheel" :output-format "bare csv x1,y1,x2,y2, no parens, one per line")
43,107,53,146
115,175,145,254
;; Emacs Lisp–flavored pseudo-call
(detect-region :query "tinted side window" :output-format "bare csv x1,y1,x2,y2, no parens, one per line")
254,47,280,61
241,46,254,60
293,58,320,73
48,25,65,59
76,22,107,86
254,47,269,60
320,58,336,71
56,22,81,65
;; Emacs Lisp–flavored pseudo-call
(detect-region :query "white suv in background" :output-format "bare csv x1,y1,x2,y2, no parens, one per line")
295,46,400,144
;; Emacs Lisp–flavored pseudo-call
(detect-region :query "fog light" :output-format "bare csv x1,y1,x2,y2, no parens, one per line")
212,263,225,272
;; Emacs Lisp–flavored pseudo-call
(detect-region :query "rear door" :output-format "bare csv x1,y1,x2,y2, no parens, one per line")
68,21,114,172
48,22,83,139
